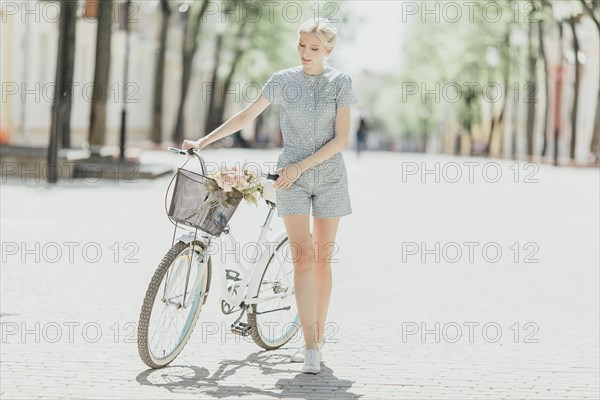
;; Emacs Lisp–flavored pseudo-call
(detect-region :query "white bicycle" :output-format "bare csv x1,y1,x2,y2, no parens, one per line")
137,147,300,369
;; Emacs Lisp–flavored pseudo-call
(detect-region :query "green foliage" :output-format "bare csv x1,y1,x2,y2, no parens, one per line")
233,1,349,89
365,0,564,139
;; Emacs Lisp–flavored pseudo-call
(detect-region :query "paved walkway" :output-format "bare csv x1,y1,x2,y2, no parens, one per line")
1,149,599,399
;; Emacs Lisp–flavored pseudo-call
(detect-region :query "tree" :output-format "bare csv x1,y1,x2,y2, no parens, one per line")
578,0,600,159
204,22,228,136
151,0,171,145
48,0,78,183
525,1,539,158
202,0,311,144
483,23,514,158
579,0,600,31
568,15,581,160
88,0,113,150
205,14,250,136
172,0,210,145
538,2,550,157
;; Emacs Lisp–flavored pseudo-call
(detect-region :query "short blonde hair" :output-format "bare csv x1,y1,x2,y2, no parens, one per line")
298,17,338,49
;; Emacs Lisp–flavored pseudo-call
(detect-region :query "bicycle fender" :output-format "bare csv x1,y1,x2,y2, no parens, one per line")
177,233,202,245
176,234,212,304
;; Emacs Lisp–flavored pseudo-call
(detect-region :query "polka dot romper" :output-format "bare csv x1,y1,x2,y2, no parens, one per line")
260,65,359,218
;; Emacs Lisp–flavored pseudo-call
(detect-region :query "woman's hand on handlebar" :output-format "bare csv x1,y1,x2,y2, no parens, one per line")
181,139,199,152
181,138,207,155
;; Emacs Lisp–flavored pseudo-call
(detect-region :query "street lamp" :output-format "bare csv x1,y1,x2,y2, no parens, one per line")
485,46,499,155
119,0,132,161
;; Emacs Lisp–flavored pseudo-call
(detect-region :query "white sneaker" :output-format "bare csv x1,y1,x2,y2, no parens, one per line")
290,339,325,363
301,349,321,374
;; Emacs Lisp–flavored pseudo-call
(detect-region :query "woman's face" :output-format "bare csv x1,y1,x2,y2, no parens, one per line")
297,32,332,67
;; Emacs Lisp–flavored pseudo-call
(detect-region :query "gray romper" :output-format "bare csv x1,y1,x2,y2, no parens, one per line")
261,65,358,218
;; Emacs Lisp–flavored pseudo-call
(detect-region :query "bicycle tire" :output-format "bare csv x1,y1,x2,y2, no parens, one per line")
248,236,300,349
137,240,211,369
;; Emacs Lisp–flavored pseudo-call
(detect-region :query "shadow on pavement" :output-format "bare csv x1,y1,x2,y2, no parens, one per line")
136,349,362,399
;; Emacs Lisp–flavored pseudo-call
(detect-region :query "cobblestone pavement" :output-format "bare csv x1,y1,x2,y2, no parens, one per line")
1,149,599,399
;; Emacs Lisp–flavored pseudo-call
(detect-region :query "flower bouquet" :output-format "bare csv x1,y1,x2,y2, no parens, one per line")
203,160,264,207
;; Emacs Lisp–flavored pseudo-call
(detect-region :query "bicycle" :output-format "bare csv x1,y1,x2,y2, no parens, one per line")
137,147,301,369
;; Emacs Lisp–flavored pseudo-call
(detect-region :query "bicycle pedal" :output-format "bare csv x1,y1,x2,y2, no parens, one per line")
231,322,252,336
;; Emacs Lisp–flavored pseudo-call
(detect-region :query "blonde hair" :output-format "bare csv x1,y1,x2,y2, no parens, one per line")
298,17,338,49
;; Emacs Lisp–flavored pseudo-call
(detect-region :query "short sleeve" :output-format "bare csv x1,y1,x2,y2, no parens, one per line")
335,73,358,108
261,72,281,105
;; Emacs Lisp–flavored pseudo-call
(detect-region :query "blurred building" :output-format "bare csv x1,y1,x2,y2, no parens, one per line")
0,0,271,148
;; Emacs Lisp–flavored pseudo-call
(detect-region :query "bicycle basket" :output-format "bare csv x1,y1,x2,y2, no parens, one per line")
167,168,244,237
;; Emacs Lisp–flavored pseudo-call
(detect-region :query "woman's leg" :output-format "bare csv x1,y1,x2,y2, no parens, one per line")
282,214,319,350
312,216,341,344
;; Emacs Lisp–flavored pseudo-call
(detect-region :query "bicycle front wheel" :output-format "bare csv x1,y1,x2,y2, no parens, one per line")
248,237,300,349
138,240,211,368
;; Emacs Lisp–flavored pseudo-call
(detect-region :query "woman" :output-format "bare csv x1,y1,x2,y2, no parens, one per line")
182,17,358,374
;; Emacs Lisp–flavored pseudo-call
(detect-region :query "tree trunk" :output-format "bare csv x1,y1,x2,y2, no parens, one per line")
204,33,224,135
488,30,512,157
525,9,537,157
568,16,580,160
577,0,600,158
172,0,210,145
88,0,113,149
554,21,565,166
591,92,600,160
512,89,519,160
538,15,550,157
48,0,78,183
210,19,249,145
218,52,245,145
151,0,170,144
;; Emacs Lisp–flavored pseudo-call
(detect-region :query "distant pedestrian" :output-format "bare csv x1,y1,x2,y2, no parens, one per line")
356,110,370,157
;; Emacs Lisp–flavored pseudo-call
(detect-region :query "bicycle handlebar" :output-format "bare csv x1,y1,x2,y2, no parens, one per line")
167,147,279,182
168,146,207,175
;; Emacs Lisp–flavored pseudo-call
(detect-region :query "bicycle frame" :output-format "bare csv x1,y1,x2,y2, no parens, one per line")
174,201,288,309
218,204,288,308
167,147,289,313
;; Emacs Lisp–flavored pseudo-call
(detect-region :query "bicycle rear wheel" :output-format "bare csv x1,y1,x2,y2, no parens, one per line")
248,237,300,349
138,240,211,368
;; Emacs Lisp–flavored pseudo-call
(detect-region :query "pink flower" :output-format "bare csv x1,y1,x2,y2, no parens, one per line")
209,164,259,199
221,174,236,192
213,173,223,188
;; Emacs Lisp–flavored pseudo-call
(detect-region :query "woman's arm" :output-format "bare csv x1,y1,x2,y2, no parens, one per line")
297,105,352,173
274,105,351,189
183,95,271,150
